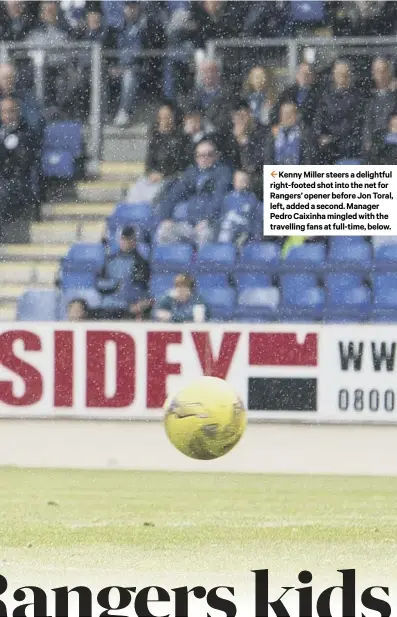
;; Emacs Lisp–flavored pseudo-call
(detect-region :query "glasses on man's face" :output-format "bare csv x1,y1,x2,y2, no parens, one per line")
196,150,216,159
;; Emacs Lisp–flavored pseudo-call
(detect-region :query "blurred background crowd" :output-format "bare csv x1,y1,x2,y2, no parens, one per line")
2,0,397,323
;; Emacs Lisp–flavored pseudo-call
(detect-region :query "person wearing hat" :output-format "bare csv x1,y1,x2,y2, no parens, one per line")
96,225,152,319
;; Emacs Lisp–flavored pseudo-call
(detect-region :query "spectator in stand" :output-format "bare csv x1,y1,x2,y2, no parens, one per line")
184,59,235,135
373,112,397,165
96,225,152,318
312,59,363,164
242,66,275,126
362,57,397,160
218,170,261,246
126,102,188,204
229,99,269,198
156,138,232,246
154,273,209,323
67,298,90,321
182,106,234,168
25,1,70,109
60,1,114,119
190,1,245,46
162,1,196,101
0,0,31,41
113,0,148,127
265,102,313,165
242,1,291,37
0,62,44,139
0,97,36,242
270,62,319,128
329,1,397,37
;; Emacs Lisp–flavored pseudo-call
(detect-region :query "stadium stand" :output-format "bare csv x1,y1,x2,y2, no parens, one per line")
2,1,397,323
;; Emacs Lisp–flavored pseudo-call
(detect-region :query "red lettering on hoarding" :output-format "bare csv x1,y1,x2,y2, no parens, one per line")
54,330,74,407
249,332,318,366
0,330,43,405
146,331,181,408
86,331,135,407
191,331,240,378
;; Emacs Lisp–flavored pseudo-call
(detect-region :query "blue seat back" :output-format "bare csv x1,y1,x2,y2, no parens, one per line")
195,273,229,292
200,287,236,321
195,243,236,273
43,122,83,158
234,272,272,290
42,150,75,179
291,0,325,22
150,274,175,301
62,243,105,271
283,242,326,272
17,290,59,321
238,242,281,272
151,243,193,273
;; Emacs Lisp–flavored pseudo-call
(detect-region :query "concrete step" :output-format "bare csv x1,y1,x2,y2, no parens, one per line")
0,283,35,302
0,301,17,321
0,261,59,285
77,179,131,202
103,136,147,163
31,220,105,244
0,243,69,261
43,201,114,221
100,161,144,181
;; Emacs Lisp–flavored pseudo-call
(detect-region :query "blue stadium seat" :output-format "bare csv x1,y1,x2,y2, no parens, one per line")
43,122,83,158
325,286,371,321
59,288,102,320
17,290,59,321
101,0,125,28
234,272,272,291
60,243,105,290
42,121,83,180
291,0,325,22
235,287,280,322
324,272,363,290
200,287,236,322
372,273,397,295
280,285,325,321
107,202,154,247
327,238,372,272
281,242,326,273
195,243,236,273
336,159,361,165
42,150,75,179
151,244,193,273
372,286,397,322
150,274,175,301
196,273,229,292
280,273,318,295
237,242,280,273
374,244,397,272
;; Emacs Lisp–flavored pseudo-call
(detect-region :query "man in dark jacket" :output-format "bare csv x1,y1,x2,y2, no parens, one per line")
264,102,313,165
96,226,152,318
0,97,36,242
156,138,232,245
270,62,320,128
362,56,397,159
312,59,364,164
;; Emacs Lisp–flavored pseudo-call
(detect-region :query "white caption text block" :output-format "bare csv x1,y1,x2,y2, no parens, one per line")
263,165,397,236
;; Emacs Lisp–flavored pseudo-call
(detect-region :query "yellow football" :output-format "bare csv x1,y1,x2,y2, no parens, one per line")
164,376,247,460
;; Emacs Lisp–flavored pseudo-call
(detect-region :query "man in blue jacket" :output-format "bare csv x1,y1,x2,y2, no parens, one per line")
156,138,232,246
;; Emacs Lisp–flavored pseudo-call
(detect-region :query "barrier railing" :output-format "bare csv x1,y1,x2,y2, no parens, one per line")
206,35,397,88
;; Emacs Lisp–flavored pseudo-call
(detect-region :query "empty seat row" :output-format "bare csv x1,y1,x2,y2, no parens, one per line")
17,283,397,324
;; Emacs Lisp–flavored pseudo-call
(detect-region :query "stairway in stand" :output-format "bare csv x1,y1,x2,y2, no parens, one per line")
0,161,144,321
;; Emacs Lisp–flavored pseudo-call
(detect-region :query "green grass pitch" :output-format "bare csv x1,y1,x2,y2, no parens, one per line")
1,468,397,587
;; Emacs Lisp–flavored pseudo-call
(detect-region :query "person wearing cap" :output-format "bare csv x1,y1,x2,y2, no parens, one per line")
96,226,152,319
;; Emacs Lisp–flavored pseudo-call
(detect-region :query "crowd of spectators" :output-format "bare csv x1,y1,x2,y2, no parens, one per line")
71,50,397,323
3,1,397,321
